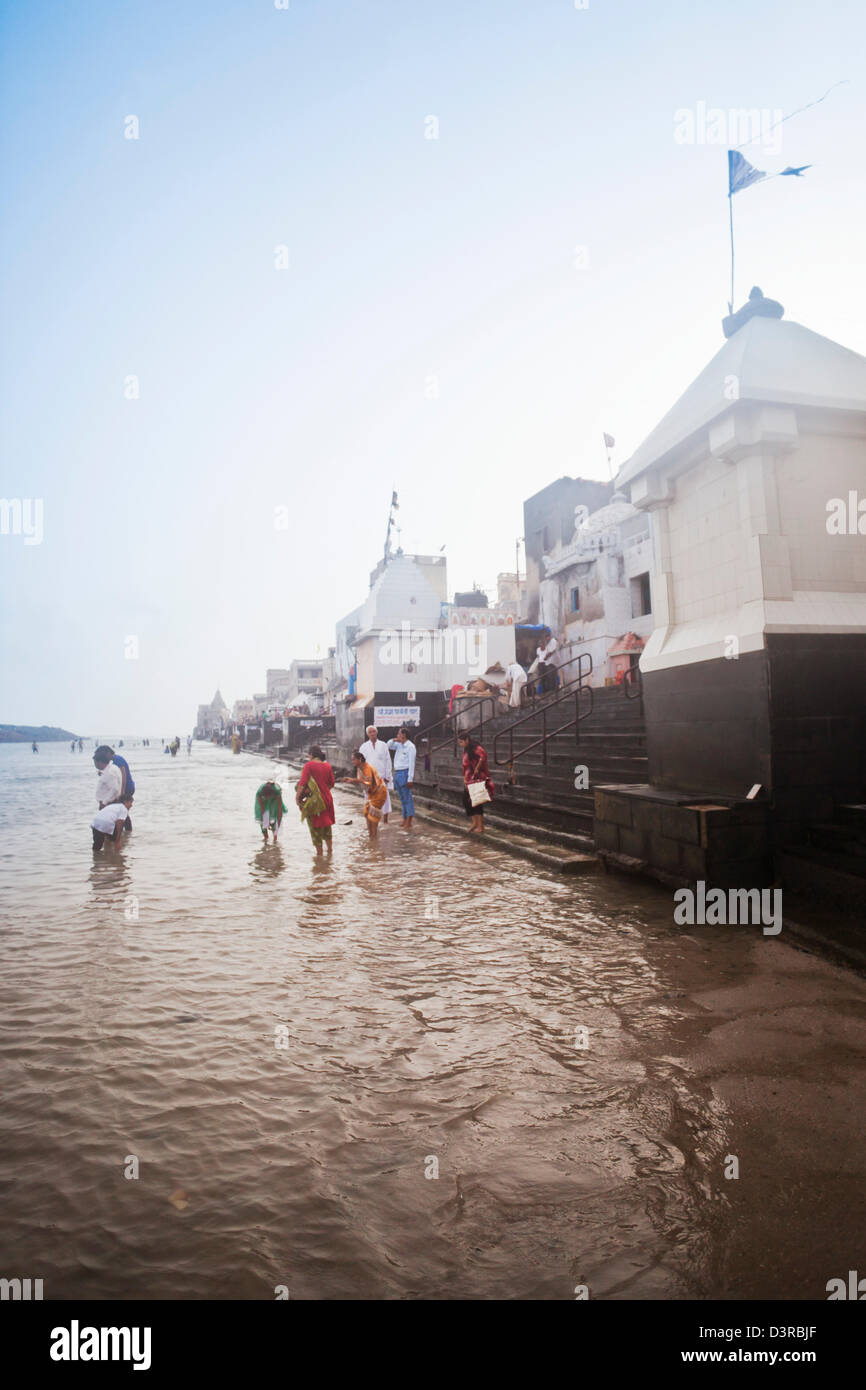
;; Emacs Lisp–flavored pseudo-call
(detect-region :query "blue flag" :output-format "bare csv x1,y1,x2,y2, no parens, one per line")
728,150,766,194
729,149,812,195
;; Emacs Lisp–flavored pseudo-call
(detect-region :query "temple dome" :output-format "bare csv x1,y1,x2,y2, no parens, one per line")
617,314,866,488
577,491,639,535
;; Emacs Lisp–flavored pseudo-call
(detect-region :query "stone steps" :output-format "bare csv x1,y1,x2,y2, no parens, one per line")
779,846,866,918
808,823,866,856
414,776,595,838
412,800,598,874
779,804,866,919
418,688,649,849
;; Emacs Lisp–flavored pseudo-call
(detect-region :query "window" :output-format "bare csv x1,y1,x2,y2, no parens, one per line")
570,587,580,612
631,572,652,618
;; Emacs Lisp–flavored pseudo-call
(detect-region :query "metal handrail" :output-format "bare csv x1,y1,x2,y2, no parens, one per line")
493,653,594,767
623,664,643,704
415,646,595,760
522,647,592,706
415,692,501,758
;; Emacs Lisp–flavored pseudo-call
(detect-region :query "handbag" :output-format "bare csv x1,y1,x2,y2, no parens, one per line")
298,771,326,823
467,751,492,807
468,779,491,807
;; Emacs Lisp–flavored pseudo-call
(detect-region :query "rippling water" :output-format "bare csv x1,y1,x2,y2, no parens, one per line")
1,740,864,1300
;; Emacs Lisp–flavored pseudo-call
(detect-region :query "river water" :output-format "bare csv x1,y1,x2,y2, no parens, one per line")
1,739,864,1301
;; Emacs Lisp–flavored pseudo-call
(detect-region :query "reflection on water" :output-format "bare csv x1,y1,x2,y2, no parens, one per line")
0,740,864,1301
250,844,286,880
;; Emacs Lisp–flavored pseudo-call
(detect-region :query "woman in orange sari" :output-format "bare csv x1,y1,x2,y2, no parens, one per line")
341,749,388,840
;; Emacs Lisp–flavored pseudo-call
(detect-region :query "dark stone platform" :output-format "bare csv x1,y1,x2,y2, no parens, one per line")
593,783,772,888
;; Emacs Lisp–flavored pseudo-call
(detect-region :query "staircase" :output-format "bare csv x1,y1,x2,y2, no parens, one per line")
414,684,648,849
779,804,866,918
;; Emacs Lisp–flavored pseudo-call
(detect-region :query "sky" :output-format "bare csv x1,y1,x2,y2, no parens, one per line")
1,0,863,733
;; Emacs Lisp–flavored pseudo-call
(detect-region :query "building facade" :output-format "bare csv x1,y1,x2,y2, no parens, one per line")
523,476,612,623
602,293,866,867
537,492,655,686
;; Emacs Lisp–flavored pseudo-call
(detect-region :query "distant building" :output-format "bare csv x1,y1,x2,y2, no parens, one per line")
496,571,528,620
266,668,292,701
454,588,487,607
538,492,655,686
195,689,229,736
337,551,517,740
523,476,612,622
285,658,327,710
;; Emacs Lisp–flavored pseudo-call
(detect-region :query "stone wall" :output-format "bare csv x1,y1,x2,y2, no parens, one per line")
593,785,772,888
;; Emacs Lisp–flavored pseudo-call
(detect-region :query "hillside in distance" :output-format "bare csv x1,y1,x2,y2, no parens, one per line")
0,724,80,743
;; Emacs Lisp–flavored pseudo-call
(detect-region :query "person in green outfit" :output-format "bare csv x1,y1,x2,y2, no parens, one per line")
254,779,287,844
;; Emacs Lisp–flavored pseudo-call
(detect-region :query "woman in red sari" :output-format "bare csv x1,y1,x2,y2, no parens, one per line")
458,732,494,835
295,745,336,856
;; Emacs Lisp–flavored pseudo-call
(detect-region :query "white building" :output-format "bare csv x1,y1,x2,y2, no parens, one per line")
614,291,866,828
340,552,517,730
284,658,327,710
266,668,292,701
538,493,655,685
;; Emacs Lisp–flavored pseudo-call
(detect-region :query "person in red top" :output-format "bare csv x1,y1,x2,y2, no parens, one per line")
295,745,336,857
458,732,494,836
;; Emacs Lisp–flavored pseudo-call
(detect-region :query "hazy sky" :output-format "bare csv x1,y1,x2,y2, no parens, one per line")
1,0,863,733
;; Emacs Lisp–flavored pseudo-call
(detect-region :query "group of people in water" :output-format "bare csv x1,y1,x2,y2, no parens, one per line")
87,736,189,850
91,745,136,850
254,722,497,856
83,719,497,856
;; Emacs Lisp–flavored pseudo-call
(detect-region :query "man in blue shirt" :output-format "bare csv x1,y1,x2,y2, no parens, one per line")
107,747,135,833
386,728,417,830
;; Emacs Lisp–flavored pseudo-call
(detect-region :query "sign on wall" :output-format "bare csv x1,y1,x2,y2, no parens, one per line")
374,705,421,725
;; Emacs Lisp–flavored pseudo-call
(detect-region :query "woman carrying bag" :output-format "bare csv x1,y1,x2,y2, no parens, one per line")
458,732,495,836
296,745,336,857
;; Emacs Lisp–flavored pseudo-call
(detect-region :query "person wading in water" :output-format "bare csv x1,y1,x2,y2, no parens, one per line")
296,745,336,857
255,779,287,845
340,750,388,841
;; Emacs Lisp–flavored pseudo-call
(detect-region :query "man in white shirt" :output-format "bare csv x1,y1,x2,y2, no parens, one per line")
386,728,417,829
91,802,128,851
504,660,528,710
536,630,559,695
93,747,123,807
359,726,392,823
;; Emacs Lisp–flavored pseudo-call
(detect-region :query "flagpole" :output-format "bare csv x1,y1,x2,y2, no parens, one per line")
728,190,735,315
602,435,614,481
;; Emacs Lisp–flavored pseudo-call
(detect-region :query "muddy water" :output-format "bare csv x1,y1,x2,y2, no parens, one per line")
1,740,864,1300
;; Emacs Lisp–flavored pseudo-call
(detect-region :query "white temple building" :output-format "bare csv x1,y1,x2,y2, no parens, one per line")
610,289,866,852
